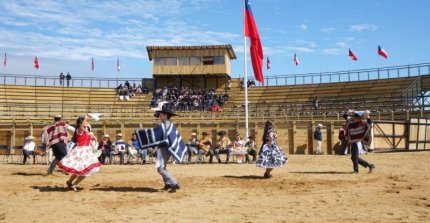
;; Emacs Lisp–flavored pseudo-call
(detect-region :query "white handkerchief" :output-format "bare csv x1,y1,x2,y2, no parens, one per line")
89,113,101,121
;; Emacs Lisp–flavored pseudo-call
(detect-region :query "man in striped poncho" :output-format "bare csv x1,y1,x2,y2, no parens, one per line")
347,113,376,174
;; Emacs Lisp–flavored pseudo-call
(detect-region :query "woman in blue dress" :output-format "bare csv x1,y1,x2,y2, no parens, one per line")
256,121,288,178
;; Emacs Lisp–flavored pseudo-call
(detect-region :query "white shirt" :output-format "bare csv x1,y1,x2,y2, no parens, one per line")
24,141,36,151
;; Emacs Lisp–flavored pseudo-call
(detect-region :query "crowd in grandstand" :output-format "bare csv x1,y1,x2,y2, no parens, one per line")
151,85,229,112
116,81,149,100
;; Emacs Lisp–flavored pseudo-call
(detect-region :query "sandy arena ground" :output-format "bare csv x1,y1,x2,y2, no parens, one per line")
1,152,430,223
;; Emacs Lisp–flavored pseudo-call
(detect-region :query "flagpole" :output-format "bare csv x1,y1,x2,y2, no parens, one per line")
243,0,249,140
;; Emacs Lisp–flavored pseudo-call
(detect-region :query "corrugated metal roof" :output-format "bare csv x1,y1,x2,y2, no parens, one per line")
146,44,237,60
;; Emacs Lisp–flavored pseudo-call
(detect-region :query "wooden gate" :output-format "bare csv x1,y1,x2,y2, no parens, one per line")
408,118,430,150
373,121,408,151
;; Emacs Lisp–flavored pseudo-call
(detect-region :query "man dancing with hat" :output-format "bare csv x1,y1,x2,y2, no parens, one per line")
153,104,181,192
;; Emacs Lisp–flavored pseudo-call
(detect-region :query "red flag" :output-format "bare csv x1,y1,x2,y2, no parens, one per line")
266,57,271,69
117,58,120,71
245,0,264,85
349,49,358,61
378,45,388,59
293,54,300,66
91,57,94,71
3,52,6,67
34,56,39,69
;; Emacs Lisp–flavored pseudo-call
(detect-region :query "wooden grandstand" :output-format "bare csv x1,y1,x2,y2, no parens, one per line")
1,64,430,156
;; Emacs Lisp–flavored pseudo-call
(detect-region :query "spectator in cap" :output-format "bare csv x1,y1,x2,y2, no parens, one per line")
110,133,126,164
198,132,212,164
245,136,257,163
314,124,323,155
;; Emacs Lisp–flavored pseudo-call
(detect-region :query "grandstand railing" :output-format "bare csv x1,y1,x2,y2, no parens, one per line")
0,73,142,88
260,63,430,86
1,63,430,88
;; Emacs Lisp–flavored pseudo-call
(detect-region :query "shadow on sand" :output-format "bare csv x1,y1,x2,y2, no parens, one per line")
223,175,266,180
289,171,351,175
90,186,159,193
12,172,45,176
31,186,70,192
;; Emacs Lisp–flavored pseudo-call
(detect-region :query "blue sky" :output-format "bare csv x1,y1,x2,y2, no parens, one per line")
1,0,429,79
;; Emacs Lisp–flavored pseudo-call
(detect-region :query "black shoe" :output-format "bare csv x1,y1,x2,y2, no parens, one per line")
217,159,221,164
263,173,273,179
162,184,172,191
169,184,180,193
369,164,375,173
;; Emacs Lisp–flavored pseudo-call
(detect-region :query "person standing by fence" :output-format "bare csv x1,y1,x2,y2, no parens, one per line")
314,124,323,155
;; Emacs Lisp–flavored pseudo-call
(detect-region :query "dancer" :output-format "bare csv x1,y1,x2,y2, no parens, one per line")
58,114,101,192
347,112,375,174
256,121,288,178
154,105,181,192
43,115,75,175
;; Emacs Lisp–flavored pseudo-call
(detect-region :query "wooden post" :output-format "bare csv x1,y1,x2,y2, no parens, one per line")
289,122,297,154
308,122,315,154
327,122,335,155
120,122,125,135
29,122,34,137
11,123,16,154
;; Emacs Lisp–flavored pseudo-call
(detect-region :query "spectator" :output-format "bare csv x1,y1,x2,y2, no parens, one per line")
313,96,319,114
230,133,247,163
245,136,257,163
198,132,212,164
66,72,72,87
110,133,126,164
143,85,149,94
185,133,199,164
314,124,323,155
125,80,130,89
59,72,65,86
211,103,220,112
240,78,245,90
116,84,123,94
227,79,232,90
98,134,112,164
23,136,37,165
126,133,139,164
247,79,256,89
214,131,231,164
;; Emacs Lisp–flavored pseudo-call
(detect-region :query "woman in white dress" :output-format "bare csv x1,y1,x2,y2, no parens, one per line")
230,133,248,163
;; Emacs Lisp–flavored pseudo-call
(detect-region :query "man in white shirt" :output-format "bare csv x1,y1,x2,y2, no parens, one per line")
23,136,37,165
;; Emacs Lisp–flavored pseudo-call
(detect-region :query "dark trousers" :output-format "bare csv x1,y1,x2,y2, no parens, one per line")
23,150,35,164
214,148,231,163
338,140,348,155
99,150,109,164
48,142,67,172
245,149,257,163
351,142,371,172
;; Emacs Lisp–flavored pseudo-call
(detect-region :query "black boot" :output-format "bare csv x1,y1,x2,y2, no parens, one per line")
169,183,180,193
218,158,221,164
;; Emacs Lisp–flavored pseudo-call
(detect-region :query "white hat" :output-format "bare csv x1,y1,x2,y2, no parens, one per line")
116,133,123,137
54,114,62,118
104,134,110,138
151,101,168,112
317,124,323,128
25,136,34,140
191,132,197,136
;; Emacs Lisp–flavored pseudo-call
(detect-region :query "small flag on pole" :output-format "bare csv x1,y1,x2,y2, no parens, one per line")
34,56,39,69
266,57,271,69
378,45,388,59
117,58,120,71
293,54,300,66
3,52,6,67
91,57,94,71
349,49,358,61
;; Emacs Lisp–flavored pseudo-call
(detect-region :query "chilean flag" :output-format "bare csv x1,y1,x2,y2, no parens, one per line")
34,56,39,69
245,0,264,85
3,52,6,67
91,57,94,71
378,45,388,59
294,54,299,66
266,57,271,69
349,49,358,61
117,58,120,71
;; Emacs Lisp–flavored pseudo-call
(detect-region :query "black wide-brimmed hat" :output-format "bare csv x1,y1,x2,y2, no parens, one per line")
217,130,227,137
152,101,177,116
